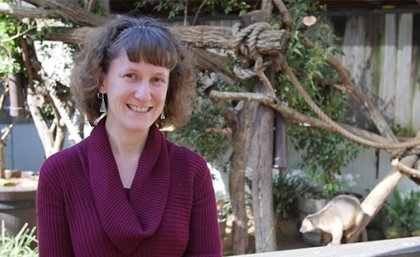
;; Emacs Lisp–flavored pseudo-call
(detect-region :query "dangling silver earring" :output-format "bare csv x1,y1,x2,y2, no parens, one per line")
160,111,165,120
97,92,107,113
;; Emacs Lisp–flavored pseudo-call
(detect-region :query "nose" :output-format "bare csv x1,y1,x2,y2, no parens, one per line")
134,80,151,101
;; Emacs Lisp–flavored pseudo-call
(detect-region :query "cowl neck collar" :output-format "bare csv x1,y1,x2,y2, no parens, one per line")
87,119,170,255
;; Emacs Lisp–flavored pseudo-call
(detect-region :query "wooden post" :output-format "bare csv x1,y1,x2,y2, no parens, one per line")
7,73,24,117
273,112,287,169
250,100,277,252
229,102,258,254
248,3,278,252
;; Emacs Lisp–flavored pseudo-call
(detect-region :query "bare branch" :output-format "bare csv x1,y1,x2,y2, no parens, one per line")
192,0,208,25
1,124,13,142
4,0,107,26
282,61,420,150
392,158,420,178
302,38,398,142
261,0,273,17
191,48,236,85
48,84,82,143
273,0,293,26
0,2,51,19
1,27,37,43
87,0,97,12
0,87,9,111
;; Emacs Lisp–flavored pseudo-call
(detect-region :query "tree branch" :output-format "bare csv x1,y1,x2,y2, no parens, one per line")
209,90,390,146
273,0,293,26
1,124,13,142
391,158,420,178
87,0,97,12
302,38,398,143
192,0,208,25
0,2,51,20
261,0,273,17
191,48,236,85
1,0,107,26
0,87,9,111
43,25,289,56
47,83,82,143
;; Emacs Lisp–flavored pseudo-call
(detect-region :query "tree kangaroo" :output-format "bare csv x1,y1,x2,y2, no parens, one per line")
299,194,367,245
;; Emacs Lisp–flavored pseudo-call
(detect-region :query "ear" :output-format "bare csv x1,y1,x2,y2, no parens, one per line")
300,219,309,233
307,218,315,230
98,72,106,93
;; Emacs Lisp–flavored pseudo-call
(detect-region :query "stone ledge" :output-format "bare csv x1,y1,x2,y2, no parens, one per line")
232,236,420,257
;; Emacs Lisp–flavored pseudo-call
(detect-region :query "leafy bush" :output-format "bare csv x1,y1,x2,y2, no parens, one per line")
272,172,306,219
384,189,420,233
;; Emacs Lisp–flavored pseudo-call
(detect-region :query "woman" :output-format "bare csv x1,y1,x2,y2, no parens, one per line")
36,16,221,257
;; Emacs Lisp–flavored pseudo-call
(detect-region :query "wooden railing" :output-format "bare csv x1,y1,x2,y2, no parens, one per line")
232,236,420,257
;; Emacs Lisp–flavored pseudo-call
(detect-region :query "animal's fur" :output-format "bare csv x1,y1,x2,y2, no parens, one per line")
299,194,367,245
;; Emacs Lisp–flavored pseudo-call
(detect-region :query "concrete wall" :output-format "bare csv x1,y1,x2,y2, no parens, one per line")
286,143,419,197
2,123,45,172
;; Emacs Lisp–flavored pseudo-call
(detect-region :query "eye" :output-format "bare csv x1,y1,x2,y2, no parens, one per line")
151,77,166,85
123,73,137,79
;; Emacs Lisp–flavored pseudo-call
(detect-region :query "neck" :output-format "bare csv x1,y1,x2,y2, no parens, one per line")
104,119,149,158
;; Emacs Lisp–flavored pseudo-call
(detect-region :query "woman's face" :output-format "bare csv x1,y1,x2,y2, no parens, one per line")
100,51,170,134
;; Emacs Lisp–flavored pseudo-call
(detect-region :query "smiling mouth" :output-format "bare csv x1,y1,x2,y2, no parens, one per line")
127,104,150,113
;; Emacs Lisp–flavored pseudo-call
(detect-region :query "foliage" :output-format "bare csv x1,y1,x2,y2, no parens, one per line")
275,0,361,197
0,223,38,257
241,172,306,219
135,0,253,19
272,172,306,219
391,124,416,138
384,189,420,233
0,1,29,77
167,77,231,164
288,127,360,197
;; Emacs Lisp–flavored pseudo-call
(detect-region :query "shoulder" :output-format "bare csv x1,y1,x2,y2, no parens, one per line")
39,139,88,186
165,139,209,179
166,139,208,169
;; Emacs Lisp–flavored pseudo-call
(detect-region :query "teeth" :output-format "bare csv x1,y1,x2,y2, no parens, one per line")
128,105,149,113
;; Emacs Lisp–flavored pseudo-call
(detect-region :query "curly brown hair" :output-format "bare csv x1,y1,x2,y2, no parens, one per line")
70,15,195,127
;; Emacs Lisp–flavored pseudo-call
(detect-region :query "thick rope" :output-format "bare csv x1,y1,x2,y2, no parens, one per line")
232,22,275,96
390,145,420,160
282,61,420,151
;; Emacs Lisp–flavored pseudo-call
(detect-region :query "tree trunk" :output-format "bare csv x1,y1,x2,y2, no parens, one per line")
229,102,258,254
246,8,277,252
20,39,67,157
48,85,82,143
0,141,5,178
0,124,13,178
250,103,277,252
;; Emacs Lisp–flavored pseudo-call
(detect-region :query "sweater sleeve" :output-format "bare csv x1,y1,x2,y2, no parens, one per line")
36,157,74,257
184,159,222,257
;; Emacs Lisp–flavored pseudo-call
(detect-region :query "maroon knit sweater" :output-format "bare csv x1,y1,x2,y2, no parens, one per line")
36,120,221,257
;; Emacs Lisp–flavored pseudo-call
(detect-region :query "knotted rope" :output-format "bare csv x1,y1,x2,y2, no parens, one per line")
232,22,276,96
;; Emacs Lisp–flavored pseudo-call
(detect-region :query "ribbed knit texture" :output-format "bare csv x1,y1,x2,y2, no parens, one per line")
36,120,221,257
